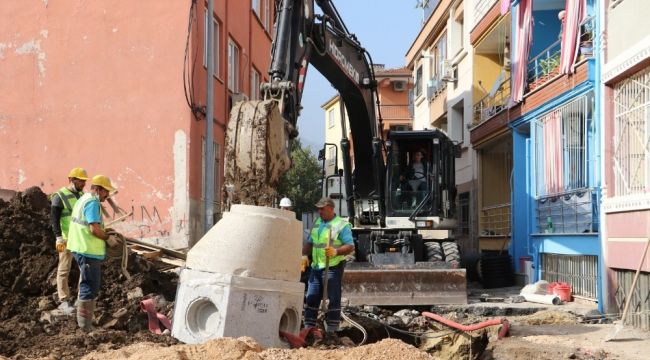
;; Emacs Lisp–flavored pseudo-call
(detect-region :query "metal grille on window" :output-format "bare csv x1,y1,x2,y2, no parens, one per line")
541,253,598,301
534,93,596,234
613,66,650,197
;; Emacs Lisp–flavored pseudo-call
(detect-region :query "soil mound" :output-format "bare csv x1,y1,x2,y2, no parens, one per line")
0,187,178,359
81,337,435,360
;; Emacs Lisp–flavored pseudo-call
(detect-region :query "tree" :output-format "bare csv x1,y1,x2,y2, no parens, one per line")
277,138,322,217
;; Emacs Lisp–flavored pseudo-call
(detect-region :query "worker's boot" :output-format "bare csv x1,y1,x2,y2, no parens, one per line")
76,299,95,332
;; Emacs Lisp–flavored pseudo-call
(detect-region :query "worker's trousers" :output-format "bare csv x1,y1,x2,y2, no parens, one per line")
57,250,74,302
304,262,344,332
72,253,102,300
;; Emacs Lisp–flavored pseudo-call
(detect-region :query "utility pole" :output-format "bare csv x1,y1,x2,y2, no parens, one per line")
204,0,215,234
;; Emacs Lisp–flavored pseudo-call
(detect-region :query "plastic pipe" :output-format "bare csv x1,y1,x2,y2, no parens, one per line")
521,293,561,305
422,312,510,339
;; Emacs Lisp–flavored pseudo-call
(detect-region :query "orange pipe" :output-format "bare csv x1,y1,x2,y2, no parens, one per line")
422,312,510,339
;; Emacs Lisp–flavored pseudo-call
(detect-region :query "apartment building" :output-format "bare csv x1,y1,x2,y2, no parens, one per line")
406,0,479,254
601,0,650,329
470,0,603,307
0,0,275,248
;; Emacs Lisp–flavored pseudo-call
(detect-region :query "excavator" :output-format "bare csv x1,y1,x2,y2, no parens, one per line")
225,0,466,306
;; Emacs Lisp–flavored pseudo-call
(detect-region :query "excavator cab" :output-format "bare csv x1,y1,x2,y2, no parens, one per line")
385,129,459,219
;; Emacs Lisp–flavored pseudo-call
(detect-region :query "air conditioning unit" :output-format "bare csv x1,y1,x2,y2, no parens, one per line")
427,79,439,100
231,92,249,104
392,80,406,92
442,60,457,82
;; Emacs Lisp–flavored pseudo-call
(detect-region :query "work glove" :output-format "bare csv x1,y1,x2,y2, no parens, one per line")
55,236,66,253
105,234,123,248
325,246,337,258
300,256,309,272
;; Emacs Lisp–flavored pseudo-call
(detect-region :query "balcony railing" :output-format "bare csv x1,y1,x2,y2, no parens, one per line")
480,202,511,237
536,187,598,234
472,76,511,125
474,0,498,27
378,105,411,120
527,16,594,92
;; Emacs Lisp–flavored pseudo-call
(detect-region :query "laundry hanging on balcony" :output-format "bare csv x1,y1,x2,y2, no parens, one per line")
500,0,510,15
559,0,586,74
512,0,533,103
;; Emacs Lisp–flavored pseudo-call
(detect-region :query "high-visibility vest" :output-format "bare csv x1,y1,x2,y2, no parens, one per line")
310,216,350,269
66,193,106,259
53,187,82,240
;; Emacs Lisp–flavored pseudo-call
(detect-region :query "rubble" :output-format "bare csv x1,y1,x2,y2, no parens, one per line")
0,187,178,359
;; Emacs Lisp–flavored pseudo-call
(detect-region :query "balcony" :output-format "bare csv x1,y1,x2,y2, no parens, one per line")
480,202,511,237
378,105,411,120
536,188,598,234
526,16,594,93
473,0,499,28
472,76,511,126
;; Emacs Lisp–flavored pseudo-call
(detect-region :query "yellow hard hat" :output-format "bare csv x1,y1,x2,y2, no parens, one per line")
67,167,89,180
91,175,115,192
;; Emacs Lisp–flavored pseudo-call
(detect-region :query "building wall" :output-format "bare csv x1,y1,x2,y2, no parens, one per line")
606,0,650,62
0,0,191,247
0,0,275,248
322,96,347,176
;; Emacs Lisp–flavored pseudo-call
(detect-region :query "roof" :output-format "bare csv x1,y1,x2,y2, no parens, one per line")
374,67,411,77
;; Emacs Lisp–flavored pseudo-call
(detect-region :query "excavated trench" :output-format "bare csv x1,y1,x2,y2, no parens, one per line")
0,186,547,360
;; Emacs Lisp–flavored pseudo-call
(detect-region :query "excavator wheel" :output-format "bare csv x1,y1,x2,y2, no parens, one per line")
425,242,443,262
442,241,460,263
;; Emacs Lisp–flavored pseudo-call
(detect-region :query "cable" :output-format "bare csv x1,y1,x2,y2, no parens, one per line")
349,310,459,340
183,0,196,110
341,311,368,345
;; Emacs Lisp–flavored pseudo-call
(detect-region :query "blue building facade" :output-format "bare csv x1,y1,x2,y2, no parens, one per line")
508,0,602,309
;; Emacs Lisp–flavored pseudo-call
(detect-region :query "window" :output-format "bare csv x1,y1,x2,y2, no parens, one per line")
415,65,423,98
252,0,260,15
328,109,336,128
263,0,271,31
228,39,240,92
433,33,447,80
457,192,470,236
451,100,464,143
328,146,336,166
613,67,650,196
203,11,220,77
535,94,590,197
251,68,261,100
451,2,464,55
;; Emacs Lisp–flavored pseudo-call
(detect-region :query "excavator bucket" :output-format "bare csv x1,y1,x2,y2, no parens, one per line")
342,262,467,306
224,100,292,207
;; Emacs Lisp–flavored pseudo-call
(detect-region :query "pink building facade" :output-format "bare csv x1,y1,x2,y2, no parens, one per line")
0,0,275,248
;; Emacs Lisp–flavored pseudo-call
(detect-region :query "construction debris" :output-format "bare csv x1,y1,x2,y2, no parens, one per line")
0,187,178,359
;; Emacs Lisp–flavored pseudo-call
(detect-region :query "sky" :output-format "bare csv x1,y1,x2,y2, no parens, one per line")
296,1,424,153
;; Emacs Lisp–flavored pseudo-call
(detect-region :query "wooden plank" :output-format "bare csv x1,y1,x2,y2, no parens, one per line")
125,237,187,260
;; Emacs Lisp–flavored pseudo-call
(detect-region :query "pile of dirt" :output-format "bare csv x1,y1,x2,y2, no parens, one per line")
0,187,178,359
81,337,436,360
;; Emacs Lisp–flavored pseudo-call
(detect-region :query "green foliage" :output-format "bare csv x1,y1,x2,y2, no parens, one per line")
277,138,322,217
540,53,560,76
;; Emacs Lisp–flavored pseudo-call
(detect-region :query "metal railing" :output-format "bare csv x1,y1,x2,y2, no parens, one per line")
536,188,598,234
480,202,510,236
527,16,594,92
474,0,498,27
473,76,511,125
378,105,411,120
541,253,598,301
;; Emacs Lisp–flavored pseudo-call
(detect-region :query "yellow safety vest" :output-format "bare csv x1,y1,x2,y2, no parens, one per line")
53,187,82,240
310,216,350,269
66,193,106,259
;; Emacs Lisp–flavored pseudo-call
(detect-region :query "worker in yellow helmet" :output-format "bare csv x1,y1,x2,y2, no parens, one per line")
50,167,88,315
66,174,116,331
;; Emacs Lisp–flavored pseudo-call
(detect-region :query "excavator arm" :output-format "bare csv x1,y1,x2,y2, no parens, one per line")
225,0,385,222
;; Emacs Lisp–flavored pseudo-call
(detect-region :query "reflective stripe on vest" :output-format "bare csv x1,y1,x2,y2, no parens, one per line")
310,216,349,269
55,187,82,240
66,193,106,259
